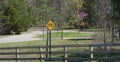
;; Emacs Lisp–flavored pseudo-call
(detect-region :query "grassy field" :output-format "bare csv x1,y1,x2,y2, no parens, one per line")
0,40,119,62
0,39,92,47
34,31,92,38
0,30,119,62
0,39,92,62
0,30,93,62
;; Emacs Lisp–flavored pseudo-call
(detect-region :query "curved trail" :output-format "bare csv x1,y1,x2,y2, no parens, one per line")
0,31,43,43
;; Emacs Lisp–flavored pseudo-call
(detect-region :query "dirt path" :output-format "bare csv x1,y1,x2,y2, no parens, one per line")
0,31,43,43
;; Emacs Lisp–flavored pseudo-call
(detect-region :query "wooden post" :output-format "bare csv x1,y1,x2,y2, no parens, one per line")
39,48,43,62
90,46,93,62
64,46,67,62
46,29,49,58
49,30,52,61
16,48,20,62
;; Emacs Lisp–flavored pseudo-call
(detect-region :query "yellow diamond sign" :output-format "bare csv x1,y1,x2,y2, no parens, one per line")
46,20,55,30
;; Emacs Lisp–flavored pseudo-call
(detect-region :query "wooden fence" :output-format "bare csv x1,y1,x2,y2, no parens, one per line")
0,43,120,62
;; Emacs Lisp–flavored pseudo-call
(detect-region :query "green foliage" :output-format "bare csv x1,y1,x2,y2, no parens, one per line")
112,0,120,27
0,0,93,34
1,0,36,34
34,0,84,28
82,0,96,28
66,19,78,29
34,0,58,26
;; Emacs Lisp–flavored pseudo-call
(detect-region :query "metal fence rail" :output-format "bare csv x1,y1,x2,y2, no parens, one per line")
0,43,120,62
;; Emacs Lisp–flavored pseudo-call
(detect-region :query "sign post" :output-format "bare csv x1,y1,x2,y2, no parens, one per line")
46,20,55,61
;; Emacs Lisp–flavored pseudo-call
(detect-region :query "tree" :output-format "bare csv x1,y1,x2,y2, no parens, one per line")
51,0,84,29
32,0,84,29
0,0,36,34
112,0,120,27
0,0,86,34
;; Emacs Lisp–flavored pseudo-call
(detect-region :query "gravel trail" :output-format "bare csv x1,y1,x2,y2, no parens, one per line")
0,31,43,43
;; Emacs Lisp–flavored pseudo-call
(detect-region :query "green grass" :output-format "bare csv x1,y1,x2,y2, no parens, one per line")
0,39,92,62
0,40,119,62
34,32,92,38
0,31,92,62
0,39,91,47
0,35,11,38
0,30,118,62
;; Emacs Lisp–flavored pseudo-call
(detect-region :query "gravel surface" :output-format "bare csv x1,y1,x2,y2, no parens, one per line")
0,31,44,43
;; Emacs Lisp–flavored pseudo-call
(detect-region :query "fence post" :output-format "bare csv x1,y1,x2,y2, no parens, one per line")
64,46,67,62
16,48,20,62
90,46,93,62
39,48,43,62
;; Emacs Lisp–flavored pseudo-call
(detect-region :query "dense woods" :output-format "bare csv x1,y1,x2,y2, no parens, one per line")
0,0,36,34
0,0,120,34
